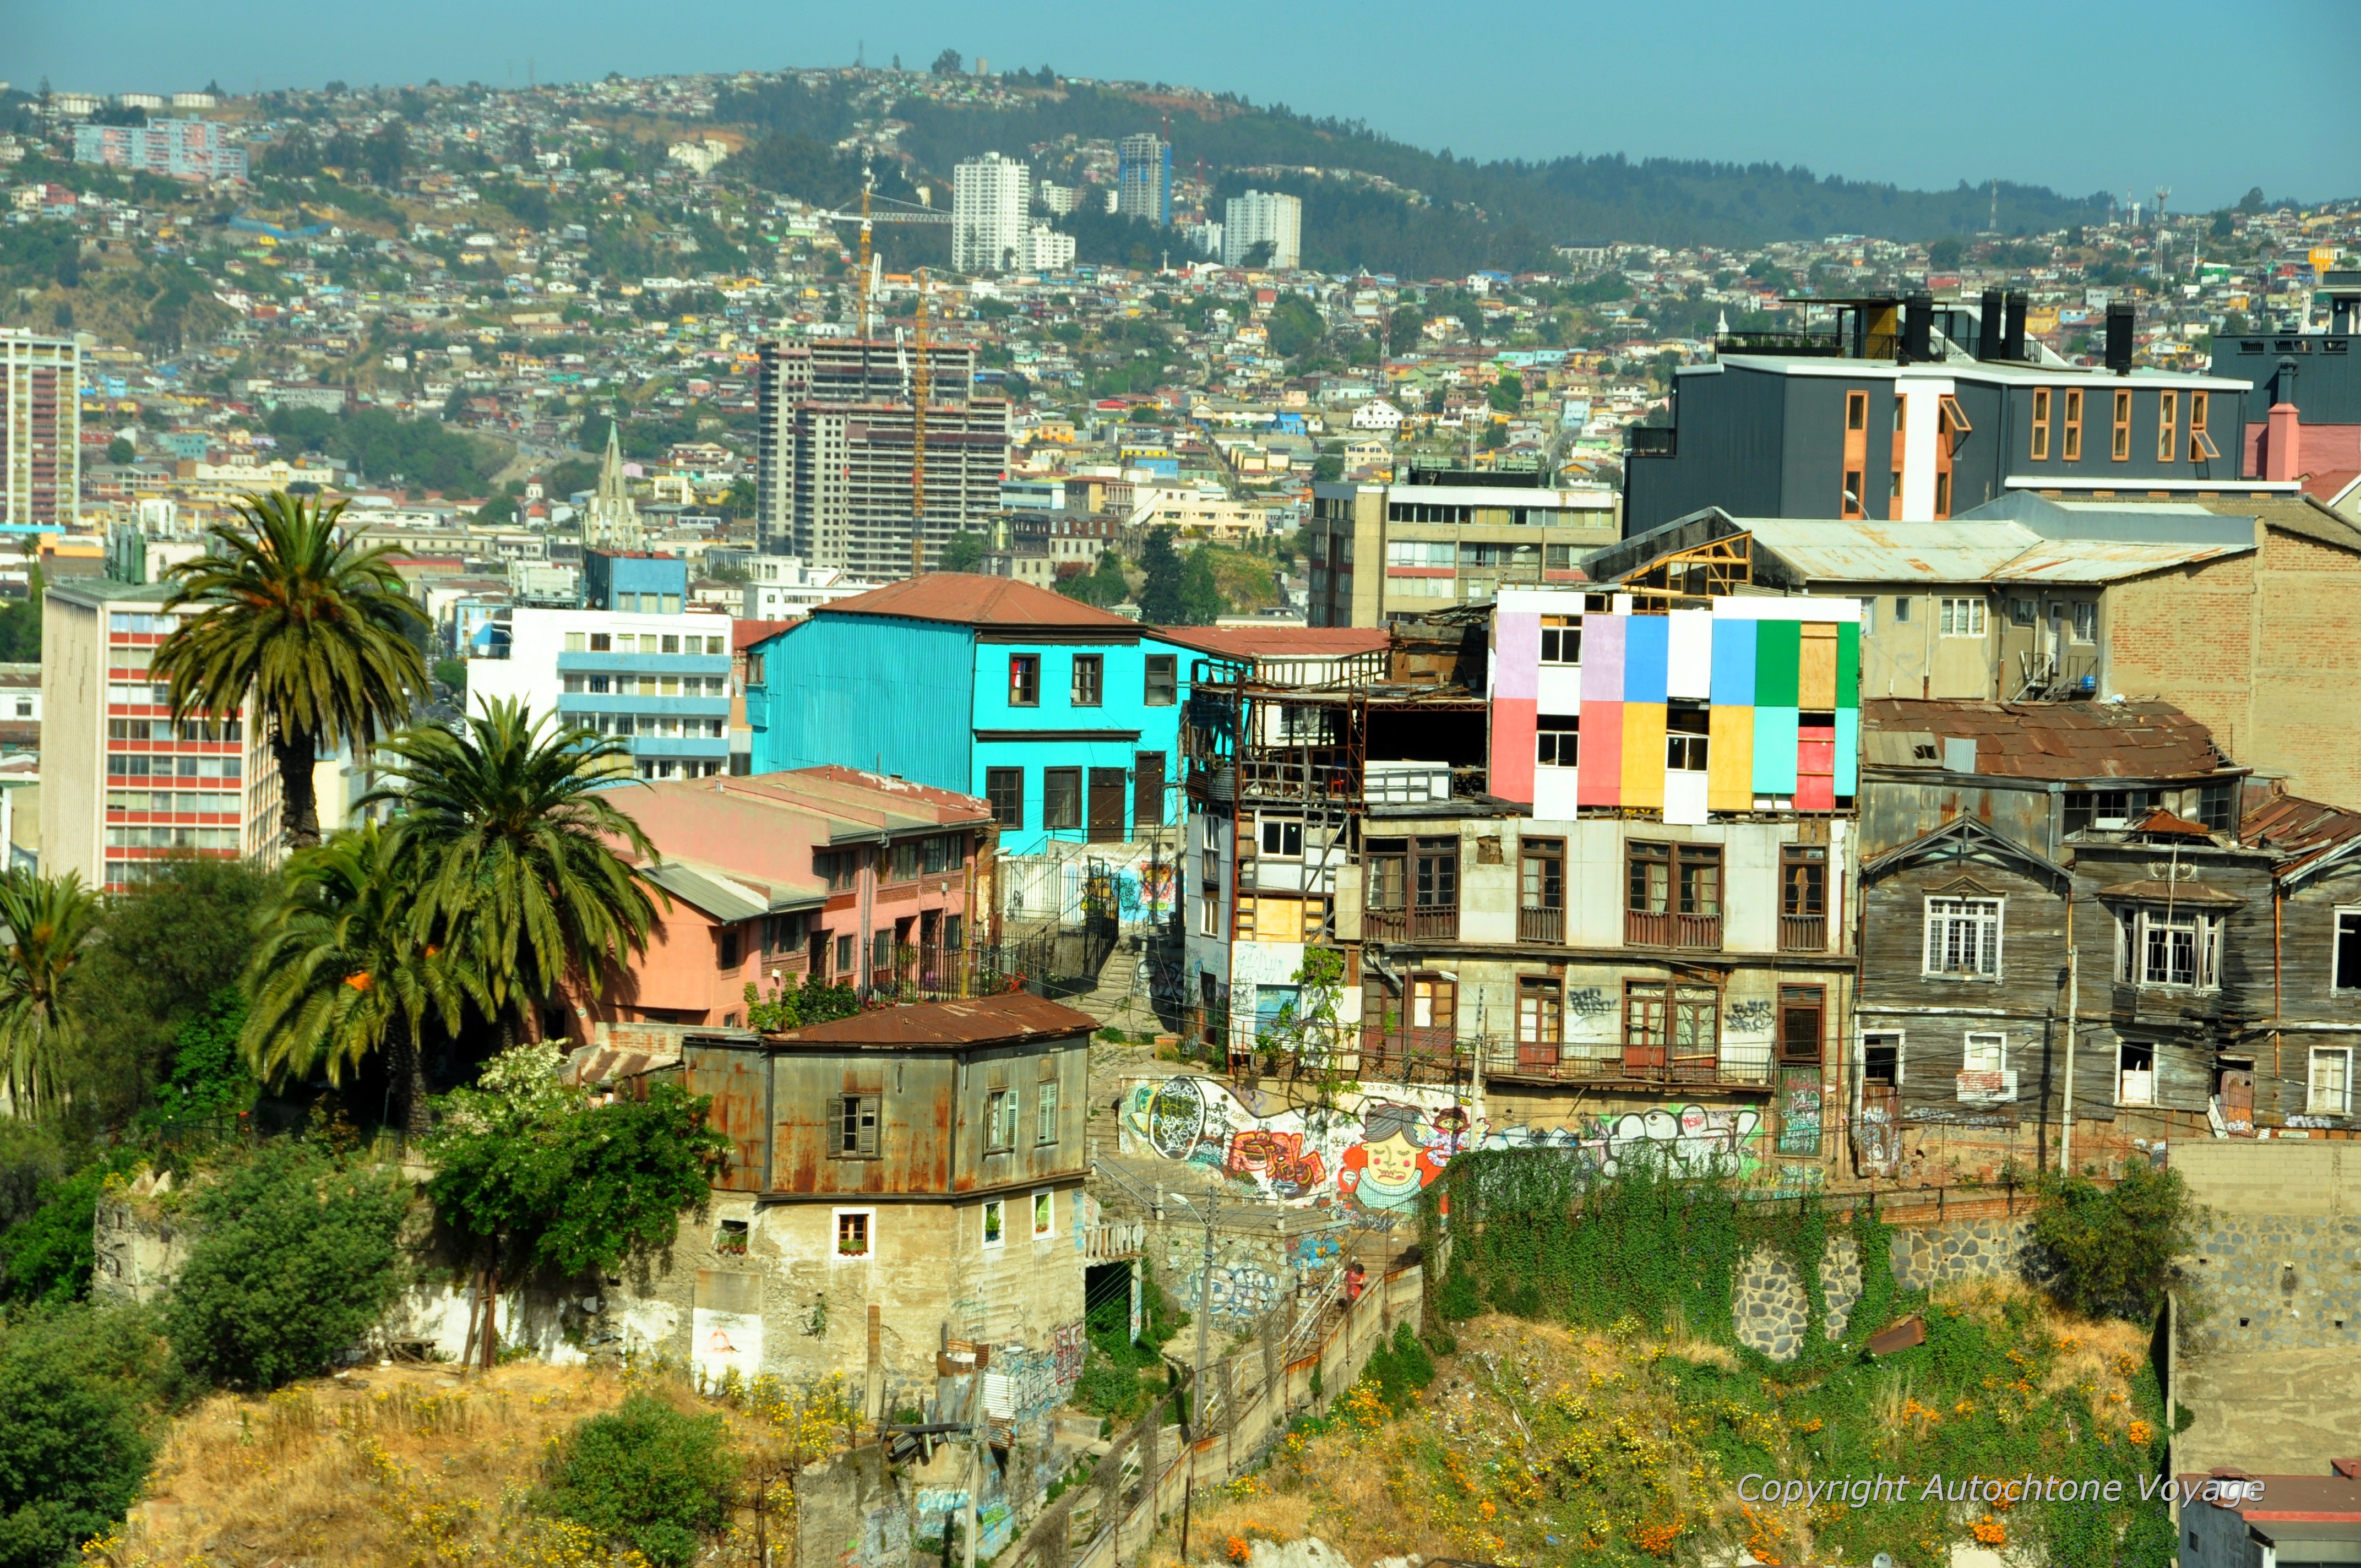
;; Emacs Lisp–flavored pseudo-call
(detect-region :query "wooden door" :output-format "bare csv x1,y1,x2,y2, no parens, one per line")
1133,752,1166,831
1087,768,1127,843
2218,1069,2255,1137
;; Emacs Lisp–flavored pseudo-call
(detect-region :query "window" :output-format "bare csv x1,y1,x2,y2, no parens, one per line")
982,1088,1017,1151
982,1199,1005,1247
1842,469,1865,518
2030,388,2052,460
1407,974,1456,1031
1042,768,1082,831
661,634,681,655
834,1208,872,1258
1778,985,1824,1062
1258,816,1303,858
887,840,920,883
1032,1190,1054,1239
835,934,855,976
1036,1070,1060,1145
564,631,587,652
1144,654,1178,705
2122,906,2222,989
2196,780,2237,834
1781,845,1826,917
1627,842,1721,916
1963,1032,2008,1074
816,850,859,891
2063,388,2083,460
2064,789,2157,834
1539,615,1580,665
1520,838,1564,910
719,928,741,968
835,1093,880,1157
2009,597,2037,627
1415,837,1457,908
716,1218,749,1255
1070,654,1103,707
1364,840,1406,912
1536,714,1579,768
1624,982,1720,1064
1666,708,1709,771
986,768,1025,828
2072,601,2097,643
1846,390,1867,431
921,834,955,875
1924,897,2002,978
1863,1032,1902,1085
2336,911,2361,991
2188,390,2219,461
2310,1048,2353,1116
2111,388,2132,460
1517,977,1563,1046
589,632,612,651
1008,654,1040,707
1857,597,1876,634
1939,597,1987,637
2158,389,2179,461
2119,1042,2156,1106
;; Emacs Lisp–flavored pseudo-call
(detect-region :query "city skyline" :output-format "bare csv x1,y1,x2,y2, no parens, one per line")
7,0,2355,214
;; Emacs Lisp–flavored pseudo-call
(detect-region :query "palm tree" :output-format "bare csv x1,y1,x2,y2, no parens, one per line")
151,489,429,853
242,822,482,1140
368,698,659,1046
0,870,103,1119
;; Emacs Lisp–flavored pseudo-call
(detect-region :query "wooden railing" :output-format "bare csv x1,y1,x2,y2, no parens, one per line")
1517,905,1565,944
1779,914,1827,952
1363,905,1459,943
1624,910,1723,950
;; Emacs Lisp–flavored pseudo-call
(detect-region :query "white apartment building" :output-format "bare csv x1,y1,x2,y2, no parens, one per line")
1025,224,1076,274
737,556,880,620
1222,190,1302,270
465,605,735,781
953,152,1030,274
41,580,284,892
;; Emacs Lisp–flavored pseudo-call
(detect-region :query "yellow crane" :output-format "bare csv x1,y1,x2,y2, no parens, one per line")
821,164,951,337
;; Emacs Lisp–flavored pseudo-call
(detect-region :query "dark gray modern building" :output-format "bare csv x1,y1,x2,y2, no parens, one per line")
2205,270,2361,511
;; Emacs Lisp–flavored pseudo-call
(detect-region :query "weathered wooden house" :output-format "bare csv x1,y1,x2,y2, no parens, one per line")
2239,791,2361,1133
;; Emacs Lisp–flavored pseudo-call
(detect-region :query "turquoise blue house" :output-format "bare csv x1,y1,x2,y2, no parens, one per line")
743,576,1194,854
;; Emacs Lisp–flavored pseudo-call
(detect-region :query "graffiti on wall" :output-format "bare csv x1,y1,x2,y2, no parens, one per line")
1726,999,1776,1035
980,1320,1089,1425
1120,1075,1766,1208
836,1505,910,1568
1174,1257,1284,1319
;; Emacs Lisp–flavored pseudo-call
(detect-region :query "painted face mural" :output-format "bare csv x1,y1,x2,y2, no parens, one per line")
1338,1102,1446,1213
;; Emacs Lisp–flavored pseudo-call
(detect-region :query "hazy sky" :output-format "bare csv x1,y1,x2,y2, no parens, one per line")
9,0,2357,211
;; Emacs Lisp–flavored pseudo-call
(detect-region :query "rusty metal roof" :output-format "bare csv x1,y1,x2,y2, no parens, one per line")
762,991,1098,1048
1862,698,2234,782
2243,790,2361,884
806,573,1144,631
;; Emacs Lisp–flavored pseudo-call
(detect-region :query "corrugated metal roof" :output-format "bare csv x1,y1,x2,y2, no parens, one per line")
808,573,1144,631
2243,790,2361,883
1862,698,2234,782
1153,625,1392,659
764,991,1097,1048
1739,518,2250,584
639,861,811,923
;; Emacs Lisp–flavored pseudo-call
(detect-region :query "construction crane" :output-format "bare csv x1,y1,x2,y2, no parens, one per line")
890,269,935,579
818,164,953,336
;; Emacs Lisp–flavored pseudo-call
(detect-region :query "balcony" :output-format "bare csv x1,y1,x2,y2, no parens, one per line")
1778,914,1827,954
1624,426,1677,459
1624,910,1723,951
1363,904,1459,943
1517,905,1564,944
1713,329,1845,357
1480,1038,1775,1090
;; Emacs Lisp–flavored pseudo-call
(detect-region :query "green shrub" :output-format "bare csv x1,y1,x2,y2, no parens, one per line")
165,1142,411,1389
0,1304,182,1568
1434,1262,1483,1321
1360,1322,1435,1413
2030,1161,2195,1322
534,1393,737,1567
0,1166,110,1307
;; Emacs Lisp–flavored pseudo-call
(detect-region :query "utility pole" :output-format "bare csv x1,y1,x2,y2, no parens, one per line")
1191,1189,1216,1435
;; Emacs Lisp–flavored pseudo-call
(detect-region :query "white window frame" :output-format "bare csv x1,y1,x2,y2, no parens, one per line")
2308,1047,2352,1117
1939,597,1988,638
1257,814,1304,859
2333,908,2361,992
2071,601,2098,644
2117,1041,2156,1106
1536,714,1579,769
1923,896,2003,979
1962,1031,2008,1074
1538,614,1580,666
1861,1029,1905,1087
982,1197,1007,1249
1031,1189,1055,1240
832,1206,877,1262
2120,906,2223,990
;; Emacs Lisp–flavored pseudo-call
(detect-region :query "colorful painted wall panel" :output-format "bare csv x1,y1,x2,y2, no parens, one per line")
1753,705,1800,794
1577,700,1622,805
1620,703,1667,811
1707,704,1755,813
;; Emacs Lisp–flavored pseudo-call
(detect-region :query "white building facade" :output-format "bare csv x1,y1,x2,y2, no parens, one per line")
466,606,735,781
1222,190,1302,270
953,152,1030,274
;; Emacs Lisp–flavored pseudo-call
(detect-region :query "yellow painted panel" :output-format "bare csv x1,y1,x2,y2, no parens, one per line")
1709,705,1755,813
1621,703,1667,812
1799,623,1839,710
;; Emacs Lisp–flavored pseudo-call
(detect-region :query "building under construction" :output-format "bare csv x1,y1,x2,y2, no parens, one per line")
753,338,1010,581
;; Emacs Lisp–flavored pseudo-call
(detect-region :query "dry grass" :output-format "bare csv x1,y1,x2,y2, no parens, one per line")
108,1362,636,1568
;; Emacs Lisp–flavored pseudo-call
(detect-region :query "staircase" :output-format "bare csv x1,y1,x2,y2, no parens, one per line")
1073,942,1154,1033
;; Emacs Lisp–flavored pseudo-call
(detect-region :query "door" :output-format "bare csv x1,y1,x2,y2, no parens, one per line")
1855,1082,1902,1175
1133,752,1166,832
2218,1069,2256,1137
1087,768,1127,843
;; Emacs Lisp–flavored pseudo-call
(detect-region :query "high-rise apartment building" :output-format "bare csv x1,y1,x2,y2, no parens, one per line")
1025,224,1076,274
951,151,1029,274
1116,134,1171,225
72,119,247,181
41,580,284,892
1,331,78,527
753,340,1011,581
464,592,735,782
1222,189,1303,270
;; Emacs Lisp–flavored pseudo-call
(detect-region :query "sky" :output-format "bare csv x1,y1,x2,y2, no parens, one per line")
8,0,2358,212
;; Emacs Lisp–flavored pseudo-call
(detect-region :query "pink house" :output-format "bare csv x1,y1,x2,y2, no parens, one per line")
571,766,996,1031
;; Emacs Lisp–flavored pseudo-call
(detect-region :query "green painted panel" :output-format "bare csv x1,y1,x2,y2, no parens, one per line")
1754,620,1801,707
1836,622,1860,710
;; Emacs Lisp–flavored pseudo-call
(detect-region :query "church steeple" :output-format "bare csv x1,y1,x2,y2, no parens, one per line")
583,417,643,551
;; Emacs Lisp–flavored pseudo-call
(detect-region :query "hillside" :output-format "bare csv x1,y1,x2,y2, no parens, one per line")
711,75,2113,275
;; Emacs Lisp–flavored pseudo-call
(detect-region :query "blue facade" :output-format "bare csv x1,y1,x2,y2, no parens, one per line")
745,615,1193,854
584,551,689,612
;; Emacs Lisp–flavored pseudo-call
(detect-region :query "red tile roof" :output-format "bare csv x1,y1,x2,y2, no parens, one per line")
764,991,1098,1048
1153,625,1391,659
733,618,795,651
809,573,1143,631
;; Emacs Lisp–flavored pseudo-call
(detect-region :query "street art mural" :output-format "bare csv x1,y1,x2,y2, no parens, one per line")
1119,1075,1766,1211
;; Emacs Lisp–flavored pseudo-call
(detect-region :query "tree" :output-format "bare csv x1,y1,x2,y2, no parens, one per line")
534,1395,738,1566
425,1042,728,1367
2030,1161,2195,1322
105,437,133,465
368,700,657,1045
1385,304,1425,356
1928,236,1965,270
1265,296,1324,360
0,1303,180,1567
150,491,429,852
1488,373,1524,413
931,49,963,76
0,872,102,1120
940,530,988,573
165,1141,412,1389
1176,551,1227,626
1057,549,1129,609
242,824,484,1141
1135,526,1185,624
